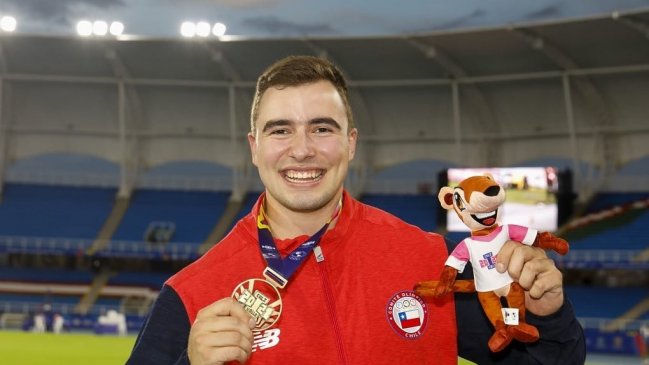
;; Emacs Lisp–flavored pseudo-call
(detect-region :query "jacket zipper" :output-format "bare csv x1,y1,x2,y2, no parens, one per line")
314,246,348,365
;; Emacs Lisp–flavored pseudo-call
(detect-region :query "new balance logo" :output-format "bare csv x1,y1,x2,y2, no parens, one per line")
251,328,281,352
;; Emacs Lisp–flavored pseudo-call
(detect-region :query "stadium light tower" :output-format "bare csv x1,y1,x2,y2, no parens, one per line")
180,21,196,37
212,22,226,37
0,15,17,32
180,21,227,38
92,20,108,36
76,20,93,36
77,19,124,37
109,21,124,36
195,21,210,37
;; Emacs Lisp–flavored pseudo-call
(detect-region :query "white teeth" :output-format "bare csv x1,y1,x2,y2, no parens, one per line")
475,211,495,218
285,170,322,181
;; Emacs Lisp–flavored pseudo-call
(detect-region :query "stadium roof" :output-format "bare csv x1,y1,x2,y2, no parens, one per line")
0,0,648,39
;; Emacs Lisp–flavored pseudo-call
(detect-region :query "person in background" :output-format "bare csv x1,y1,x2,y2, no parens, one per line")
52,313,64,334
127,55,585,365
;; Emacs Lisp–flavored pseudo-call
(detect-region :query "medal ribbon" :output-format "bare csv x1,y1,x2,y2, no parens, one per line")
257,197,342,288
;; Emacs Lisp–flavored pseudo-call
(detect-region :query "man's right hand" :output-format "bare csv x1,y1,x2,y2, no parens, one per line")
188,297,255,365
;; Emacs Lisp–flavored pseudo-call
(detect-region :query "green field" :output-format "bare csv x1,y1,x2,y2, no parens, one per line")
0,331,638,364
0,331,136,365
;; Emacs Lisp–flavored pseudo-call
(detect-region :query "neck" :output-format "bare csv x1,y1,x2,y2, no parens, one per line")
263,190,343,239
472,225,500,236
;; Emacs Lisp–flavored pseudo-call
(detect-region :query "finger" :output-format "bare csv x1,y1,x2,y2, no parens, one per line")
192,329,253,354
527,267,563,299
501,244,546,279
495,240,518,273
204,346,250,365
517,258,553,289
196,297,254,326
192,315,254,344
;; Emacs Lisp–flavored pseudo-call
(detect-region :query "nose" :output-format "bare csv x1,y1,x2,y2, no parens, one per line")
288,130,315,160
484,186,500,197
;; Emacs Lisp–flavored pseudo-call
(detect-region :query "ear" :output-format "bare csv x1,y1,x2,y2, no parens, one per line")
438,187,454,210
347,128,358,161
247,132,258,166
484,173,495,181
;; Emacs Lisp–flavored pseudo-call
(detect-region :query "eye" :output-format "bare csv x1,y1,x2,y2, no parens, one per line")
454,192,465,211
268,128,290,135
314,126,333,134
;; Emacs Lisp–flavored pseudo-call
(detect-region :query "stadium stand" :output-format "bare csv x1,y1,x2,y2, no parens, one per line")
360,194,438,232
0,184,116,255
565,286,649,319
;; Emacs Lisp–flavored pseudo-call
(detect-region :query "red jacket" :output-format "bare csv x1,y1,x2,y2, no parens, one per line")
168,191,457,364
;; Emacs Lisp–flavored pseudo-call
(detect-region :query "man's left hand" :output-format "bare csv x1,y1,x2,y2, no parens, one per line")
496,241,564,316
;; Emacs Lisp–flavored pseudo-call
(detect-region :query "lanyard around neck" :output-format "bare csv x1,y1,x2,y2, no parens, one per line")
257,197,342,289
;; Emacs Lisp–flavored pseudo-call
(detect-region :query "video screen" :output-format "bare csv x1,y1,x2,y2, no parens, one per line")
445,167,559,232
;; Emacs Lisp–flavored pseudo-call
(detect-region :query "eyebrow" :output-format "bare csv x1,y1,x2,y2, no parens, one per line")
261,119,290,133
311,117,342,131
261,117,342,133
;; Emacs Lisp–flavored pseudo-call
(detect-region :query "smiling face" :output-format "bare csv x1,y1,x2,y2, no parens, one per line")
248,80,357,216
439,174,506,232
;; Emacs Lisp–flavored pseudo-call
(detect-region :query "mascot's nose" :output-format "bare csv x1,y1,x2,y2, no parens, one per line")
484,186,500,197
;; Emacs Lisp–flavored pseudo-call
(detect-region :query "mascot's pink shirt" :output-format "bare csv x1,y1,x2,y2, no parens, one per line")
167,191,457,365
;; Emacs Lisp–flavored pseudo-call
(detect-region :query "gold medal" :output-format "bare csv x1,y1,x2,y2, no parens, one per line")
232,278,283,332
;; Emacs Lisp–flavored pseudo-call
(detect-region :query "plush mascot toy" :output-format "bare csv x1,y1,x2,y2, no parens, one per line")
415,174,569,352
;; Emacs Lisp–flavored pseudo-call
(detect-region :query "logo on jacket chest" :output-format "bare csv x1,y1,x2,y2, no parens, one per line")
252,328,281,353
386,291,428,339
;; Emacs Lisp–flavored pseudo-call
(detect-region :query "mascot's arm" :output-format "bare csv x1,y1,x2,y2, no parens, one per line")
435,265,459,296
533,232,569,255
414,266,476,298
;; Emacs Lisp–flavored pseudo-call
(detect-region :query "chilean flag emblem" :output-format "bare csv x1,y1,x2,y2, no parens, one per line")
386,290,428,339
398,309,421,329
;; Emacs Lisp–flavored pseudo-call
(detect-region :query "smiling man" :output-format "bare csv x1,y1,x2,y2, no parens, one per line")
126,56,585,365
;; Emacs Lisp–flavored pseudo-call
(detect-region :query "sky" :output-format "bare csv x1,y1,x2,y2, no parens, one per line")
0,0,648,39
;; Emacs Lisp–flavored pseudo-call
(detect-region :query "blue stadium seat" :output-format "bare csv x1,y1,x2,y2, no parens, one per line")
113,189,230,244
565,286,649,318
361,194,438,231
0,183,115,238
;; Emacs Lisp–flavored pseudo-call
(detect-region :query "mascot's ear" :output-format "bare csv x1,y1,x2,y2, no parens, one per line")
438,186,455,210
484,173,496,181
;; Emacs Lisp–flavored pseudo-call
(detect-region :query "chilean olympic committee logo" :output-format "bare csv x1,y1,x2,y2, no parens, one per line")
386,290,428,339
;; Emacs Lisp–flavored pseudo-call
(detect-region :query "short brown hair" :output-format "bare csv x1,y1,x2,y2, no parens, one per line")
250,55,354,133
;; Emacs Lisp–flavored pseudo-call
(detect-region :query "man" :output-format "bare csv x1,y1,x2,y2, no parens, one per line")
126,56,585,365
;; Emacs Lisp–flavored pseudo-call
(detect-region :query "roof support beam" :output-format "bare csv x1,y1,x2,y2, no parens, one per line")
204,43,253,200
104,45,143,198
404,37,501,166
511,28,619,190
0,43,10,197
613,13,649,40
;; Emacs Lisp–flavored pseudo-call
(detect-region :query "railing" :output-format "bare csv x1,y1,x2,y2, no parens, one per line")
0,301,120,316
0,236,92,255
100,240,201,260
552,249,649,269
0,236,201,260
578,317,649,331
1,234,646,264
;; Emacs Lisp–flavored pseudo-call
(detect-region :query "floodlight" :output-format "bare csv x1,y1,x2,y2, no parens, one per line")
92,20,108,36
77,20,93,36
0,16,16,32
109,21,124,36
180,21,196,37
212,22,226,37
196,21,210,37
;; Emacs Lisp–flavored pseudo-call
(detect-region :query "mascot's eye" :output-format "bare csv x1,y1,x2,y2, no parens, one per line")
453,192,465,211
